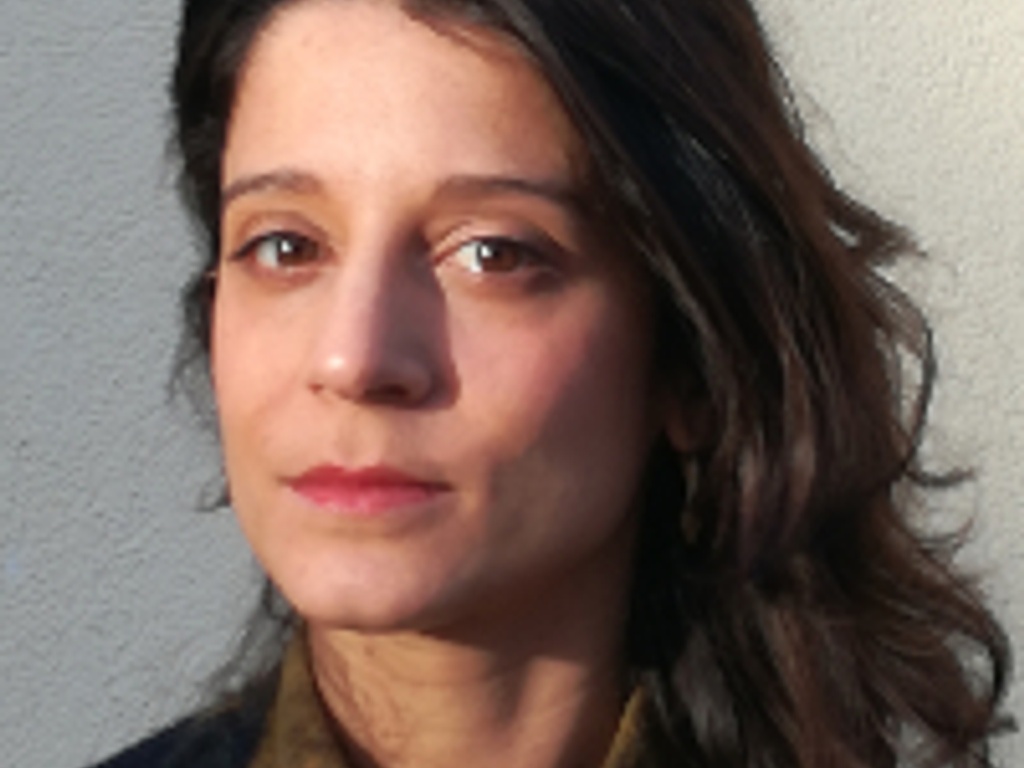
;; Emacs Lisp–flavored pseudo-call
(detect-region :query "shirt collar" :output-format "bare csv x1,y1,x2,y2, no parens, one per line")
249,635,672,768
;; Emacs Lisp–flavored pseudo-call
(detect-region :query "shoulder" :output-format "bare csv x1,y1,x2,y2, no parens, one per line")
87,715,249,768
87,681,275,768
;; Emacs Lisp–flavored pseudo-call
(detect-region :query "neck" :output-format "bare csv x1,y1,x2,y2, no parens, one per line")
307,552,633,768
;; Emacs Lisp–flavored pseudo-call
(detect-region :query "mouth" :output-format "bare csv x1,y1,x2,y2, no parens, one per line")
286,464,451,515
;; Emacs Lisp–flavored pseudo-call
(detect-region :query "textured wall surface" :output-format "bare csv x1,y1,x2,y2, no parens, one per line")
0,1,1020,766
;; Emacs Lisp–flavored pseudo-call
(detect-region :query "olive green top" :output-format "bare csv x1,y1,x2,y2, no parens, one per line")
249,637,675,768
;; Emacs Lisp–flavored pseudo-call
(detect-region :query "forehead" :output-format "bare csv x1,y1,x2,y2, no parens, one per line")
224,0,583,192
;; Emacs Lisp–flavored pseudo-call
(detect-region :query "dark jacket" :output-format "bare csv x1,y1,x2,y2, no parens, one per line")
88,680,274,768
89,640,675,767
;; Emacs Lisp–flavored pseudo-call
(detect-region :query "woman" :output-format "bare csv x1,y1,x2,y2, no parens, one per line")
96,0,1010,766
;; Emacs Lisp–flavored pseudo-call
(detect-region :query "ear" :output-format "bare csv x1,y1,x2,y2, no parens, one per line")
661,386,712,454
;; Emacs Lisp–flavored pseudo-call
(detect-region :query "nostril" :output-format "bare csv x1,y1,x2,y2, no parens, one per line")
365,381,423,405
309,349,435,406
365,357,435,406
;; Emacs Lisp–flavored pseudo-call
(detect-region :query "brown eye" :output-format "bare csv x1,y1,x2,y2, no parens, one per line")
238,231,321,271
451,237,537,274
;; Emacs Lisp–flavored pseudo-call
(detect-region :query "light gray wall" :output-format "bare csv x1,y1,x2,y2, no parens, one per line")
1,2,256,766
0,1,1020,766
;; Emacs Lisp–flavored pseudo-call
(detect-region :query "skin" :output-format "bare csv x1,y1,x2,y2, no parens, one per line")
213,1,685,765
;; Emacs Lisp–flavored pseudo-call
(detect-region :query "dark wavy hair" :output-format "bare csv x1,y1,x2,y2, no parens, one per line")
172,1,1011,765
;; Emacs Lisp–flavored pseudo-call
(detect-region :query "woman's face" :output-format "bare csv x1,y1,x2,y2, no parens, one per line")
214,0,665,633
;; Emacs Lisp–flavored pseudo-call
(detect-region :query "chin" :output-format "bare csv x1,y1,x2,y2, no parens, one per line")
273,558,471,635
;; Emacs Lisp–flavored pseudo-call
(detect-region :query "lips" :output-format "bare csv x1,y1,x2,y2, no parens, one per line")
286,465,450,515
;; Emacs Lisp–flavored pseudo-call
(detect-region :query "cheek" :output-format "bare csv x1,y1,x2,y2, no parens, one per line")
209,295,308,514
210,289,303,429
211,304,254,441
485,291,652,438
454,287,658,513
210,293,307,550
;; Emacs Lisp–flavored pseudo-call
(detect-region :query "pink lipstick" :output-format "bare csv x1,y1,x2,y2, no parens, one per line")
287,465,449,515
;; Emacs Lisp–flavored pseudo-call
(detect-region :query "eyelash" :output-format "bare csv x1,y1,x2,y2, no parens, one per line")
229,229,558,283
443,235,551,275
231,231,323,272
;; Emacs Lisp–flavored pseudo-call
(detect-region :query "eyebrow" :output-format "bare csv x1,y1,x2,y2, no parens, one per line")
220,168,586,213
432,174,586,212
221,170,325,211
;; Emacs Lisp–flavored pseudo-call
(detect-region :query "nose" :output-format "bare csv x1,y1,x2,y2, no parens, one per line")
306,257,439,406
